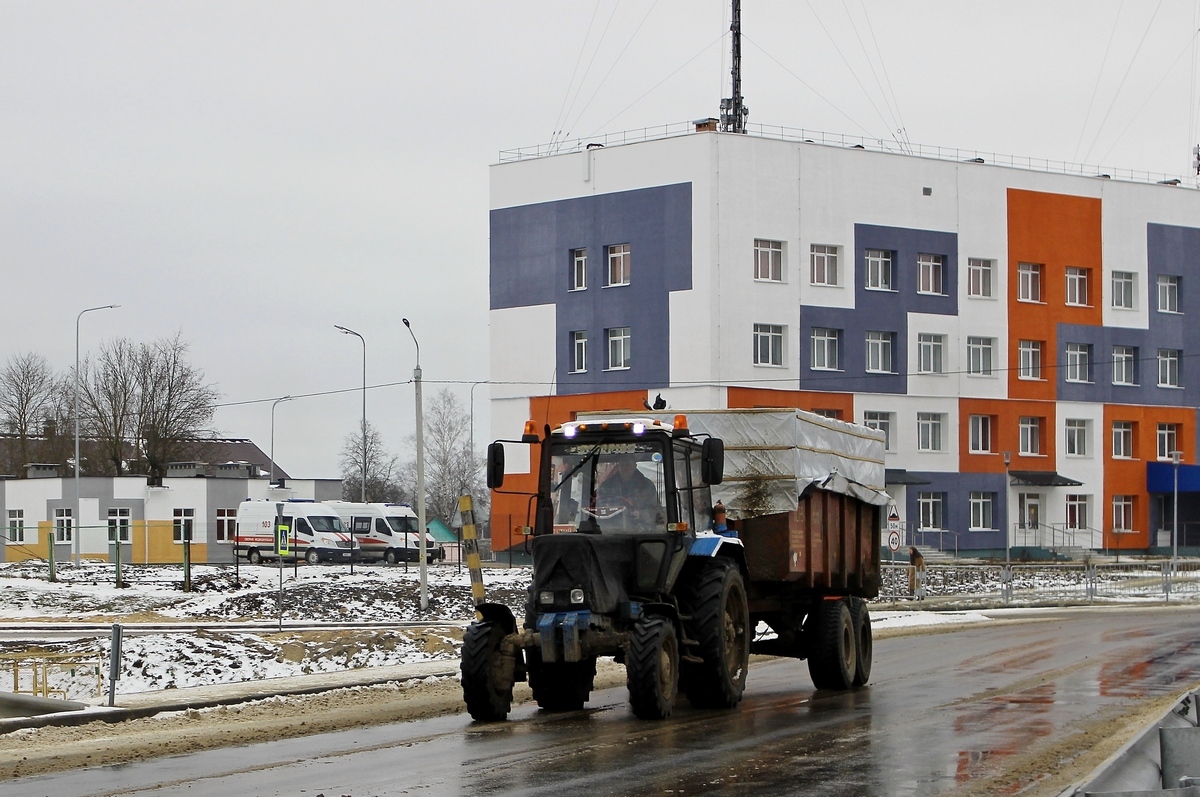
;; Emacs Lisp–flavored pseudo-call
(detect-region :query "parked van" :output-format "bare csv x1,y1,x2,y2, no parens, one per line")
234,499,357,565
327,501,444,564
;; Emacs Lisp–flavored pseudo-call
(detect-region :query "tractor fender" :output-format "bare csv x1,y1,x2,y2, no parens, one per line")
687,534,747,572
476,602,518,635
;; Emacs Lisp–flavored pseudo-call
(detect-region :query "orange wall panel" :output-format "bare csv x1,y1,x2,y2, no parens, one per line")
958,398,1057,473
727,387,854,420
1007,190,1103,402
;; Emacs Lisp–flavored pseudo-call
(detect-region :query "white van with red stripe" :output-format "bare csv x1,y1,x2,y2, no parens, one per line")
234,499,357,565
327,502,443,565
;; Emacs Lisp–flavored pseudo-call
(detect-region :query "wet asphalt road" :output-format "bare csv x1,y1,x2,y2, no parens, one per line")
11,606,1200,797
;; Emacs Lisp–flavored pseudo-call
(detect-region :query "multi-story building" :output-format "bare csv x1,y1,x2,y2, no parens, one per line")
488,122,1200,557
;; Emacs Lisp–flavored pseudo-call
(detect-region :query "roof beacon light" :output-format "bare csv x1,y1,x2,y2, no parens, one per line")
562,425,577,438
672,414,689,437
632,422,645,435
521,421,539,443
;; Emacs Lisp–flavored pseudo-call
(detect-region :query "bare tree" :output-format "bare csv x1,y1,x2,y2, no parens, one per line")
79,339,140,475
137,333,219,479
0,352,58,473
409,388,486,526
339,420,406,502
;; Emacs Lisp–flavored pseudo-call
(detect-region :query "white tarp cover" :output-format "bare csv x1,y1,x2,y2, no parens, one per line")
575,408,888,516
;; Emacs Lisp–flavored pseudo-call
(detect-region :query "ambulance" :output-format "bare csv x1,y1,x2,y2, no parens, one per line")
326,501,443,564
234,499,357,565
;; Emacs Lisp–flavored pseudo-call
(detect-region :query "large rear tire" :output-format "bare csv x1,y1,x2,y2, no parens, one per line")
461,621,514,721
850,597,872,687
528,654,596,712
806,599,857,691
682,561,750,709
627,617,679,720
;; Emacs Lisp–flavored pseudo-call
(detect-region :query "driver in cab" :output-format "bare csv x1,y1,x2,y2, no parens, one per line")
596,454,662,525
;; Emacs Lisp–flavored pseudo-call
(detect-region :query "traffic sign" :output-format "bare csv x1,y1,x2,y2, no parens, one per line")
276,522,290,555
887,530,901,552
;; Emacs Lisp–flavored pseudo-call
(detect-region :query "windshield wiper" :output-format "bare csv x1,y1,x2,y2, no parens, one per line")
553,444,602,492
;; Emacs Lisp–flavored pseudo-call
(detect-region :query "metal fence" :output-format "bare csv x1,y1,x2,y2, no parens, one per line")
878,560,1200,607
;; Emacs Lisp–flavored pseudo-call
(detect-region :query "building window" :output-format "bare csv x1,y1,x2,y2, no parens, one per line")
917,253,944,295
969,492,994,530
1112,345,1137,385
1112,421,1134,459
54,508,72,544
1064,267,1090,306
1019,417,1042,455
605,244,630,286
6,510,24,544
969,415,992,453
865,331,893,373
917,333,944,374
754,239,783,282
1112,495,1135,532
1018,340,1042,379
810,244,839,286
1065,419,1089,457
966,337,994,376
967,258,993,298
862,411,892,451
1065,343,1092,383
1065,495,1089,530
1157,423,1179,461
1157,275,1180,313
173,508,195,543
107,508,131,544
570,248,587,291
1018,263,1043,302
216,508,237,542
570,331,588,373
1112,271,1135,309
811,328,840,370
1158,349,1181,388
754,324,784,366
812,409,843,420
864,249,893,290
917,413,943,452
918,493,944,530
606,327,631,370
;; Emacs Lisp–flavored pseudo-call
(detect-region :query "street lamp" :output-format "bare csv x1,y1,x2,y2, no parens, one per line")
402,317,428,611
334,325,367,502
1172,450,1182,574
1003,451,1012,568
74,303,119,564
269,396,292,487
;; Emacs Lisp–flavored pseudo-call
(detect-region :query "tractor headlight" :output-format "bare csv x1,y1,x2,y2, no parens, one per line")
569,588,585,604
539,591,554,605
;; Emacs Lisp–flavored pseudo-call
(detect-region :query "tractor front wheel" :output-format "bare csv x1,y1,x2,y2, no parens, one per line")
461,621,514,721
627,617,679,720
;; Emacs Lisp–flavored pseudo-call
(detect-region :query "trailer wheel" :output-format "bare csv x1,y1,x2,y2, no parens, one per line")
850,598,872,687
627,617,679,720
305,549,320,565
528,654,596,712
384,549,399,565
807,599,857,691
461,620,514,721
682,560,750,709
247,549,262,565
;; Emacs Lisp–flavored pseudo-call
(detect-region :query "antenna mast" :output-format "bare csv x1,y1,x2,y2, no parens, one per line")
720,0,748,133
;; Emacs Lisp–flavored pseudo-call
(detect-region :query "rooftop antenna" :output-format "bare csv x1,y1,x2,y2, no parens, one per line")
720,0,748,133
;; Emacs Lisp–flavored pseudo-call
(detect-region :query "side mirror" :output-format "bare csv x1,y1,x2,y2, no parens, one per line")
486,442,506,488
701,438,724,485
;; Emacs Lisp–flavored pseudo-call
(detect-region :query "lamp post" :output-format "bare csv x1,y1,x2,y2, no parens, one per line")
1003,451,1012,568
334,326,367,503
403,317,428,611
269,396,292,487
74,304,119,564
1172,450,1182,574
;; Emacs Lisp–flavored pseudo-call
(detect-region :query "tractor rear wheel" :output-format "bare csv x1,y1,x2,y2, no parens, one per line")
850,597,872,687
528,655,596,711
682,560,750,709
461,621,514,721
627,617,679,720
806,599,857,691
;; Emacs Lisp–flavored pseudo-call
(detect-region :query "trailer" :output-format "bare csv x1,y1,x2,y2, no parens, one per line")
461,408,886,721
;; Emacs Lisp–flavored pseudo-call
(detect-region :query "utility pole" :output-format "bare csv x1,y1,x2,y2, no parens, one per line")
720,0,748,133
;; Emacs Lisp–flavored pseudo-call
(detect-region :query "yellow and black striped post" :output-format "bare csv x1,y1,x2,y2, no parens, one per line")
458,494,486,615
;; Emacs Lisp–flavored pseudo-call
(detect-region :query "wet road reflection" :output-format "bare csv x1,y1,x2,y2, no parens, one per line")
10,607,1200,797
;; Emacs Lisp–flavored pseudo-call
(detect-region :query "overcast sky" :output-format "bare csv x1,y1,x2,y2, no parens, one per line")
3,1,1198,478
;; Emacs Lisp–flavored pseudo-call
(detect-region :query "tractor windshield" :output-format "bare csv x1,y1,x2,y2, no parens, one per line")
549,440,668,534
